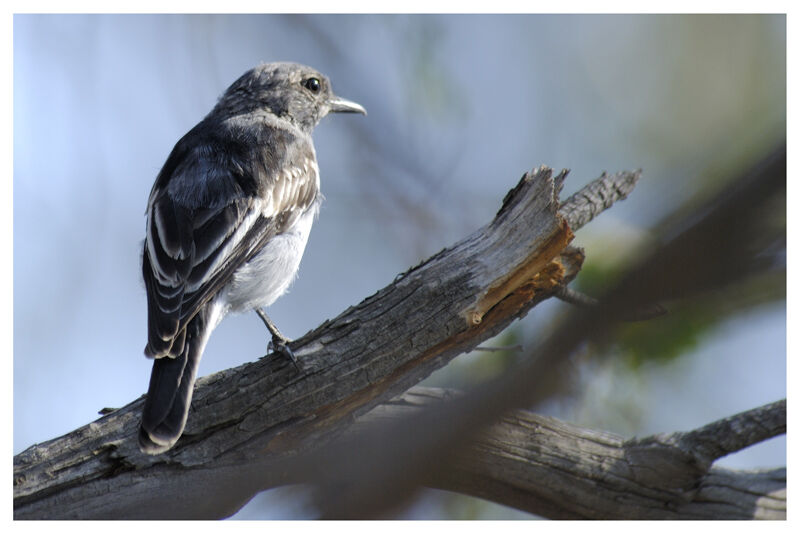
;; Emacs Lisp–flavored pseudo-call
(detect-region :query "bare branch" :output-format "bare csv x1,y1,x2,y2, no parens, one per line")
555,285,668,321
15,166,632,519
305,145,785,519
664,399,786,466
559,169,641,231
363,388,786,520
15,142,784,521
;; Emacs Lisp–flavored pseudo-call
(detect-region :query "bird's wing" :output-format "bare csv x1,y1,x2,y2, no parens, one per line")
142,130,319,358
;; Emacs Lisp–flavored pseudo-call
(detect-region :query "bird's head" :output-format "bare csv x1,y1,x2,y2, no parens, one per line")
214,62,366,132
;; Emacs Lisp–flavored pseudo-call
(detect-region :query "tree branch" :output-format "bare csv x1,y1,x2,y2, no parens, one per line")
363,388,785,520
301,145,784,519
558,169,641,231
630,399,787,471
14,166,636,519
15,140,785,520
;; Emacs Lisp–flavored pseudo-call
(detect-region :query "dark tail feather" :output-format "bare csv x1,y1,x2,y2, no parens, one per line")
139,311,208,454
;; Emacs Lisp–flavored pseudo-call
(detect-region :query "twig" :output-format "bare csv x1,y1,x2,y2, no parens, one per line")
555,285,668,321
471,345,523,353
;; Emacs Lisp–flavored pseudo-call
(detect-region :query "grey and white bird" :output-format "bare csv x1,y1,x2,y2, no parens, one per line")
139,62,365,454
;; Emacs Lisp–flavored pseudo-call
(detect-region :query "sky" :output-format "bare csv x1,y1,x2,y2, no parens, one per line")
12,14,786,518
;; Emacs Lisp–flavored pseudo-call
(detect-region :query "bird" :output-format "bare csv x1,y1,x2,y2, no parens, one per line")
138,62,366,454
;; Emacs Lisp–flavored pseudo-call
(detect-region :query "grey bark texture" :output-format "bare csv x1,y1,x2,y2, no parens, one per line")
13,165,784,519
366,389,786,520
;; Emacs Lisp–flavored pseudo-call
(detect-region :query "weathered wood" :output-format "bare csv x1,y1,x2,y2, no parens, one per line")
16,149,787,520
558,169,641,231
302,147,785,519
13,167,641,519
367,389,785,520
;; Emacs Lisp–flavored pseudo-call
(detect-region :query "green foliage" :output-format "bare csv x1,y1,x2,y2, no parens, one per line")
613,304,718,368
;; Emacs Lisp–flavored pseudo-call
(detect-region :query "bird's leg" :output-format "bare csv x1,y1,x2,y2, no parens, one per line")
255,308,300,372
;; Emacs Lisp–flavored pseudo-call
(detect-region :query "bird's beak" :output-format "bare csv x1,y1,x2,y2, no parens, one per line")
329,96,367,115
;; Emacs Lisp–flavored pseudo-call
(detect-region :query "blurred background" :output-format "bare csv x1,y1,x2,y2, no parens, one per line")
13,14,785,519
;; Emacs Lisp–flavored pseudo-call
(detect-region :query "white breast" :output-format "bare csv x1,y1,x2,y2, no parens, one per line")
222,200,320,313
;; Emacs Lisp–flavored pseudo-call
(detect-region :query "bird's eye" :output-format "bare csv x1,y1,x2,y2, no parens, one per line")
303,77,321,93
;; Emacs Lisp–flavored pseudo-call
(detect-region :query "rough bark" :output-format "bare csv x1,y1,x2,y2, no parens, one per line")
365,388,785,520
303,147,785,519
15,161,785,520
13,166,636,519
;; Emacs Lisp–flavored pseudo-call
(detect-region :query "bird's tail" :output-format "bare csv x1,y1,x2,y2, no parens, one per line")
139,309,211,455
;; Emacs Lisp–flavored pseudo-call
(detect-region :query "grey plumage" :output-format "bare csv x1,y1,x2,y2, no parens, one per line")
139,62,365,454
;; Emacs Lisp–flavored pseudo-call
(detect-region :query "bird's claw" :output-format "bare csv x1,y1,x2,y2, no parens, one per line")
267,336,301,372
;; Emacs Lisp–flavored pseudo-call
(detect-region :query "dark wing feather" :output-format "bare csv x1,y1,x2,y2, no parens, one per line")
143,191,271,357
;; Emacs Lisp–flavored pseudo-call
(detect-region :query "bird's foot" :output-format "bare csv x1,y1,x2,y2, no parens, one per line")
255,308,301,372
267,334,301,372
